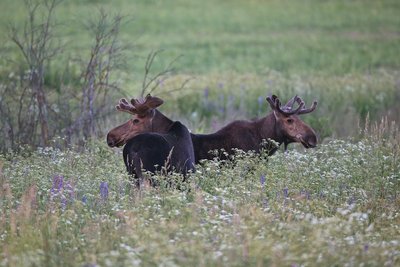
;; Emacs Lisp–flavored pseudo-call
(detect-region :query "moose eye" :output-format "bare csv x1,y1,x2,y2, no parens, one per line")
286,118,294,124
132,119,140,124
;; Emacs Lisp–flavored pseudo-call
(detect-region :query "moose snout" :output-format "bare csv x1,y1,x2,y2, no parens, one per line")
106,134,116,147
304,134,317,148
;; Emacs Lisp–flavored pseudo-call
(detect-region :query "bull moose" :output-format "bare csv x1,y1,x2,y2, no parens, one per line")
107,94,317,167
108,97,195,185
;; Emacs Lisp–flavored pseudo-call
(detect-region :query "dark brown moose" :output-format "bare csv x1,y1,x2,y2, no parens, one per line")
191,94,318,161
107,95,195,184
107,94,317,165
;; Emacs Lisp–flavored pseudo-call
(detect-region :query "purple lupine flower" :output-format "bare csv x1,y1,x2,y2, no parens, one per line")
82,195,88,204
364,244,369,252
260,175,266,186
64,180,75,201
61,194,67,210
51,175,64,194
204,87,209,99
283,187,289,198
100,182,109,200
306,191,311,200
218,82,224,89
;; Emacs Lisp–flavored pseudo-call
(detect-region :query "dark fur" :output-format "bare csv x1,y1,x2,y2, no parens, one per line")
123,121,195,183
109,95,317,169
190,114,282,163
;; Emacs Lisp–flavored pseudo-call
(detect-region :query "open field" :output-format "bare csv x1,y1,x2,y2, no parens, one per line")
1,0,399,138
1,123,399,266
1,0,400,266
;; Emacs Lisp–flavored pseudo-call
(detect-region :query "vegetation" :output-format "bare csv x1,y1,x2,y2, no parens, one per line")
1,121,399,266
0,0,399,266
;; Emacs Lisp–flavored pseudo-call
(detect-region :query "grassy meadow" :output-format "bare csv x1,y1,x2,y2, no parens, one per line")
1,0,400,266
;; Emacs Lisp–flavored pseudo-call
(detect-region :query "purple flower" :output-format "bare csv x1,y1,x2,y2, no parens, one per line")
218,82,224,89
61,195,67,210
51,175,64,194
203,87,209,99
283,188,289,198
64,180,75,200
260,175,266,186
100,182,109,200
82,195,88,204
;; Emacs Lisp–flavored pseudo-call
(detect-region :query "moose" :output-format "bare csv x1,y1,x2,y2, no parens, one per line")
107,94,317,167
191,94,317,161
107,96,195,185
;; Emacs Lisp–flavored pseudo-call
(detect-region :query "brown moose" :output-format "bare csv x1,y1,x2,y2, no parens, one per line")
107,96,195,184
107,94,317,165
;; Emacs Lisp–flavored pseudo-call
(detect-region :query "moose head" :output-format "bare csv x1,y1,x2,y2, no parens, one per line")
266,94,317,150
106,94,172,147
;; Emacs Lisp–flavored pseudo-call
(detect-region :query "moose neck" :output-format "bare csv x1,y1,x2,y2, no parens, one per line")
151,109,174,132
258,113,285,147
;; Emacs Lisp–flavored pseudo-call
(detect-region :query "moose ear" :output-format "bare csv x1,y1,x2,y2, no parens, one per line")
145,94,164,109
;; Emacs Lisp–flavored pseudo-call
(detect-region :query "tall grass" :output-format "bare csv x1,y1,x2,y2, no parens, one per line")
1,0,400,266
1,0,399,75
0,120,399,266
1,0,399,139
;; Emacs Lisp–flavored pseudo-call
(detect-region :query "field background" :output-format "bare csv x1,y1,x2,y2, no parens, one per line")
1,0,399,266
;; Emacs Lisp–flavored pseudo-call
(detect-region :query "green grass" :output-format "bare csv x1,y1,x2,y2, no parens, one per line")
2,0,399,137
1,0,400,266
1,0,399,76
1,124,399,266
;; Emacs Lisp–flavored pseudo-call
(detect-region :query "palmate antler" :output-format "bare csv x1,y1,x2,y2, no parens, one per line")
116,94,164,116
266,95,317,115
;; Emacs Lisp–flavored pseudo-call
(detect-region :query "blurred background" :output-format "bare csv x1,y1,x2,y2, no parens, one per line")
0,0,399,151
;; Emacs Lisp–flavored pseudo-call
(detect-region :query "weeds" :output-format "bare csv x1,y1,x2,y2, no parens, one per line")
1,124,399,266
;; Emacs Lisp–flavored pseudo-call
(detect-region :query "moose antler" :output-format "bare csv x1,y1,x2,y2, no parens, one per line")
297,98,317,114
267,95,304,115
116,98,137,115
266,95,317,115
116,94,164,116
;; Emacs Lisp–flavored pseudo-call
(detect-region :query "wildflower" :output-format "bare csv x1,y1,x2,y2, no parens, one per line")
51,175,64,194
100,182,109,201
260,175,266,186
61,195,67,210
64,180,75,201
203,87,209,99
283,187,289,198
